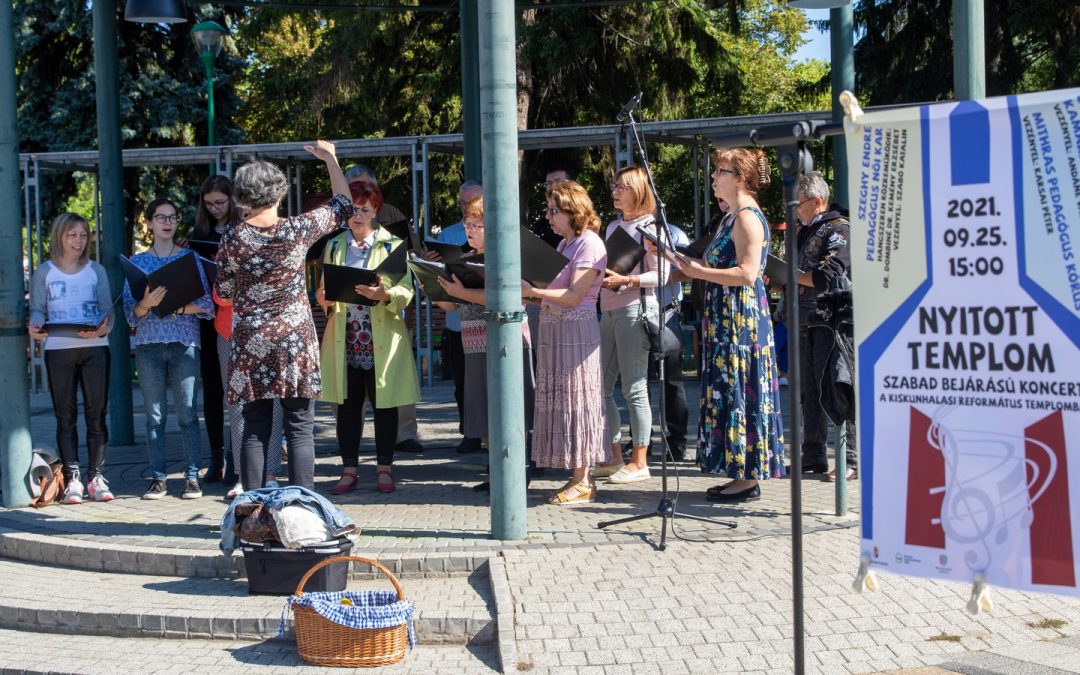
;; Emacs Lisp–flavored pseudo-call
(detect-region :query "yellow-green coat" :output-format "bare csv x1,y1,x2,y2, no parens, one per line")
318,228,420,407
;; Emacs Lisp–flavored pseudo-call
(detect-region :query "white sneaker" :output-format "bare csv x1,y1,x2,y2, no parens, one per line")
608,466,651,484
86,475,114,502
226,482,244,499
61,479,84,504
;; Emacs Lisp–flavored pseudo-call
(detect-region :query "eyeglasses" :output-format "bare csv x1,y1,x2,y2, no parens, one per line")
797,198,815,208
152,214,180,224
546,206,562,216
203,198,229,210
464,221,485,229
610,183,632,193
714,168,737,177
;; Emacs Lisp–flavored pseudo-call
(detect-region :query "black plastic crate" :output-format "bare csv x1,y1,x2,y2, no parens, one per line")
240,537,353,596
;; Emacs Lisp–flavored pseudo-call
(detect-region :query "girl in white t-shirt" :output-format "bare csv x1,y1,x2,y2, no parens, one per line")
28,213,114,505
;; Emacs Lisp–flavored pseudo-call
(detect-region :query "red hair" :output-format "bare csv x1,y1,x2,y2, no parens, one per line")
349,180,384,214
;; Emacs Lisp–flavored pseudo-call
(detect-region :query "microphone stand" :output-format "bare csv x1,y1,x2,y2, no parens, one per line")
597,98,737,550
709,119,843,675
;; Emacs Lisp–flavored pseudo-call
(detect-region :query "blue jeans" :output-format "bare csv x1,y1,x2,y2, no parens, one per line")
136,343,203,480
600,301,656,448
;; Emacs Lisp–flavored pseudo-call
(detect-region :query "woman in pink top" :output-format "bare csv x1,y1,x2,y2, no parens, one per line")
522,181,610,504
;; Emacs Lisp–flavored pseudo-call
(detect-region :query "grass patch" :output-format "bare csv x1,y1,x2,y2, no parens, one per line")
1028,618,1068,630
927,632,963,643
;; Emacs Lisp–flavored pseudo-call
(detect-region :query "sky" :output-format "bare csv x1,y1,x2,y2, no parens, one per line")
792,8,833,63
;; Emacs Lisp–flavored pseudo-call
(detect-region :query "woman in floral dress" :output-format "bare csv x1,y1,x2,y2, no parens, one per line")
651,147,784,502
215,140,354,492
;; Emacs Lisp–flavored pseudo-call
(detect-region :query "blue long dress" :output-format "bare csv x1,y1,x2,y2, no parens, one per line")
697,207,785,479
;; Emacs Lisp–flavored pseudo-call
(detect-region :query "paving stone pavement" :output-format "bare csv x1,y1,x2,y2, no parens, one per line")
7,380,858,556
500,528,1080,674
7,379,1080,673
0,628,500,674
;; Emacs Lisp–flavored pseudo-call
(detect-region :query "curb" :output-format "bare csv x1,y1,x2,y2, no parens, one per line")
0,604,492,645
488,555,518,674
0,528,489,580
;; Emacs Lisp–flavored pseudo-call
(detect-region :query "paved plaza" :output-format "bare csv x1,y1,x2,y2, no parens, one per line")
1,379,1078,673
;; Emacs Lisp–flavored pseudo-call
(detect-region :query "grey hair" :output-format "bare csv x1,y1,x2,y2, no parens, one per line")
345,163,377,184
798,171,830,202
233,160,288,211
459,179,482,196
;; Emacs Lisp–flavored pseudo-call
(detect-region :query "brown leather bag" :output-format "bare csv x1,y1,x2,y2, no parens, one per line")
30,463,65,508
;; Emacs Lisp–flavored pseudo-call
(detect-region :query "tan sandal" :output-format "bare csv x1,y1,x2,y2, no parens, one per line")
548,482,595,505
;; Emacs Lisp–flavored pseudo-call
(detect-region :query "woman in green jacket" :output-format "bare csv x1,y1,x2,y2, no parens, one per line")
316,181,419,493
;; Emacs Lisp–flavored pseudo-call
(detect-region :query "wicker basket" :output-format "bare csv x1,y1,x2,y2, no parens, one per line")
290,555,409,668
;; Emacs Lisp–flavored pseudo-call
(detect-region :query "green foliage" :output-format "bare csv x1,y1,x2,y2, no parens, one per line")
17,1,838,245
853,0,1080,105
14,0,246,250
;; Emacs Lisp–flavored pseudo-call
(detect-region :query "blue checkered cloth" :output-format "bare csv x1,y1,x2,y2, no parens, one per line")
280,590,416,647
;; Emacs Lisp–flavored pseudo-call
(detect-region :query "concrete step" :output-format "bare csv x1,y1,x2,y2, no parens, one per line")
0,527,490,580
0,558,494,645
0,627,501,674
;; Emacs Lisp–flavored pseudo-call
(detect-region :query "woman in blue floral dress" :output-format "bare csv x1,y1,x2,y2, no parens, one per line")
650,147,784,502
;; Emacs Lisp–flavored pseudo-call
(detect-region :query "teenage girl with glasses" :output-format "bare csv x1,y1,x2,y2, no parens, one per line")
123,198,214,500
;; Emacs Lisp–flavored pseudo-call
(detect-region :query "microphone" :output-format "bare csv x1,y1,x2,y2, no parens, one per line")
616,92,643,122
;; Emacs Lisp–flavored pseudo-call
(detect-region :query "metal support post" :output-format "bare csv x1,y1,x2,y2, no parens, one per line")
952,0,985,101
834,421,847,516
777,139,810,675
33,157,41,263
479,0,526,540
460,1,482,182
93,0,134,445
830,4,854,209
0,0,33,507
203,53,216,175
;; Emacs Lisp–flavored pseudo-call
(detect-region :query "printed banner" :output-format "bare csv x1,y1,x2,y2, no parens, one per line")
848,88,1080,596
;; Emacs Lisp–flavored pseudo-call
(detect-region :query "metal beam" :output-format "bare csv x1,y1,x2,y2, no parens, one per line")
19,111,835,170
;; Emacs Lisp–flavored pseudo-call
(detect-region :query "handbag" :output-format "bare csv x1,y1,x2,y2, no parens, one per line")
638,231,681,355
30,463,65,509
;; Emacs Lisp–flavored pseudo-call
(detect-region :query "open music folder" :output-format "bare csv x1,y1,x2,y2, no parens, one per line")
605,226,646,275
322,242,410,306
119,252,207,317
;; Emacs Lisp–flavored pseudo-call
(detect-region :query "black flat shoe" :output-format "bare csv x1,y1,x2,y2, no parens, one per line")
705,483,761,503
705,481,736,497
473,476,533,493
785,462,828,475
456,438,484,454
396,439,424,453
203,461,224,484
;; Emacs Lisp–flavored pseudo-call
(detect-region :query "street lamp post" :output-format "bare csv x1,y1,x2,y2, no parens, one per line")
192,20,226,173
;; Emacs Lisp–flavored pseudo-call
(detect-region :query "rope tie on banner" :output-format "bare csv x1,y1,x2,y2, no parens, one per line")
852,554,878,594
839,90,864,133
966,572,993,617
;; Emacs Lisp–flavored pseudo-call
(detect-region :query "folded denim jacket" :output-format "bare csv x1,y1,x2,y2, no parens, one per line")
219,485,355,555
